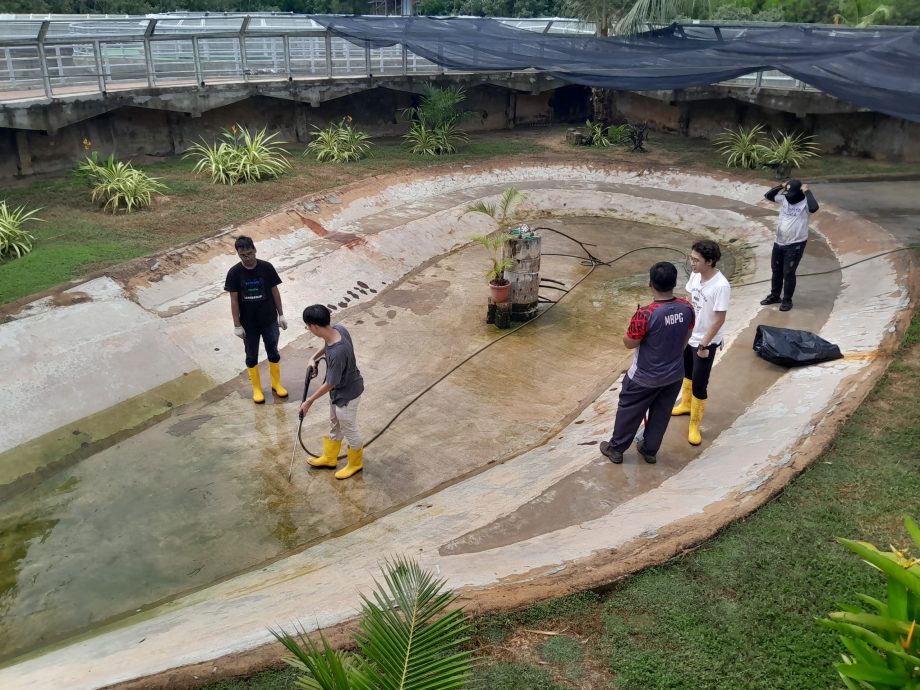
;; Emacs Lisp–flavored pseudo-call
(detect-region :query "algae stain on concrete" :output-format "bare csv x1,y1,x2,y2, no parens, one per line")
0,370,215,490
0,514,59,606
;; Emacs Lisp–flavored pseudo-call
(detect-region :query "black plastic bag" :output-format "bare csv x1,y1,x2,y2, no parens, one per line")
753,325,843,367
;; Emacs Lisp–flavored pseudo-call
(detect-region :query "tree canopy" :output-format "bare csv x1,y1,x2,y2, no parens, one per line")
0,0,916,28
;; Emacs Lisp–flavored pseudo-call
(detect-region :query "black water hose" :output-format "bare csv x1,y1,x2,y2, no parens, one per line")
733,245,920,288
293,232,683,462
291,232,919,465
287,358,322,480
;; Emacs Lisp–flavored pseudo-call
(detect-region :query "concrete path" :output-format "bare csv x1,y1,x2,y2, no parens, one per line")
0,164,912,689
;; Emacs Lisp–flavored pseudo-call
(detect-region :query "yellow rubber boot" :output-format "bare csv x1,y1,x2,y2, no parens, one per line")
335,447,364,480
269,361,288,398
308,437,341,468
671,378,692,416
688,396,707,446
247,366,265,404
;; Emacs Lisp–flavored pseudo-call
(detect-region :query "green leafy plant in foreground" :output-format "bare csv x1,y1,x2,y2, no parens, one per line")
305,117,372,163
0,200,42,259
819,516,920,689
274,556,472,690
74,152,165,213
186,124,291,185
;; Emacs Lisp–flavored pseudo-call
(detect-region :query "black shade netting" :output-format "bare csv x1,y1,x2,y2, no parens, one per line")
309,16,920,122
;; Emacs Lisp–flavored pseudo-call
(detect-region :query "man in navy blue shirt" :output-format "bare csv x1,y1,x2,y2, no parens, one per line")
600,262,695,465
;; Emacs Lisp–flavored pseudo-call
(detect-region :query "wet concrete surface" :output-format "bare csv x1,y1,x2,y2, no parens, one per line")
441,235,841,555
0,164,911,689
0,216,701,664
813,181,920,249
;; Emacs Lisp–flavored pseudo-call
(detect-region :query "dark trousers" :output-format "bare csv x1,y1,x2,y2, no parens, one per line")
609,375,683,456
683,343,719,400
769,241,807,302
243,321,280,368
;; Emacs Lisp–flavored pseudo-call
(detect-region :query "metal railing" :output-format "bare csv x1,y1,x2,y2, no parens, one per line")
0,14,815,103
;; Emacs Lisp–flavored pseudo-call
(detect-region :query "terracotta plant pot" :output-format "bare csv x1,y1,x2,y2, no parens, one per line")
489,280,511,304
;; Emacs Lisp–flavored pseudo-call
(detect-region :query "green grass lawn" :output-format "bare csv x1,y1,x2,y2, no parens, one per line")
469,310,920,690
3,126,918,307
0,137,544,306
200,309,919,690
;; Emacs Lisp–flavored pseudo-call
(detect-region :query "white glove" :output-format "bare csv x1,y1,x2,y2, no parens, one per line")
278,315,288,330
234,326,245,339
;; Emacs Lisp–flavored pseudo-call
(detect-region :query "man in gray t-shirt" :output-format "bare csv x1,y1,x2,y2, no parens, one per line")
299,305,366,480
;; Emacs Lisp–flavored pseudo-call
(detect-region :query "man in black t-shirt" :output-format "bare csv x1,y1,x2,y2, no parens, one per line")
224,236,289,404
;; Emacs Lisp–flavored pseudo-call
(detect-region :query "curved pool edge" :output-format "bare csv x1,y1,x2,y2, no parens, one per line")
0,164,913,690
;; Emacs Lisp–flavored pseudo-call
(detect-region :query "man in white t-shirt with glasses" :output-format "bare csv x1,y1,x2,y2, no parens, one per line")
672,240,731,446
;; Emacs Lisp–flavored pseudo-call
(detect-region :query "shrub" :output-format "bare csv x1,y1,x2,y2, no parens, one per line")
185,124,291,185
74,153,165,213
304,117,372,163
715,124,767,169
0,200,42,259
716,125,820,176
819,516,920,690
274,556,472,690
757,130,821,175
402,85,472,155
582,120,629,147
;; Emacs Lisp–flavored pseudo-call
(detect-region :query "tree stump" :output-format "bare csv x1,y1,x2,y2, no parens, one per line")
486,299,497,324
494,302,512,329
504,235,541,322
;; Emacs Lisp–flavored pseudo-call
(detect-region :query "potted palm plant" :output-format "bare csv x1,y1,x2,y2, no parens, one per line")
472,231,514,303
467,186,527,305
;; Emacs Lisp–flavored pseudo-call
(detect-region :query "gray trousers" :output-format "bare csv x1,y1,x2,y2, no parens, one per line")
608,375,683,456
329,395,362,449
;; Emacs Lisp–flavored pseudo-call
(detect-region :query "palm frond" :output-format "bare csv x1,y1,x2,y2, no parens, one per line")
615,0,700,36
355,555,472,690
273,626,376,690
498,187,525,220
467,201,498,219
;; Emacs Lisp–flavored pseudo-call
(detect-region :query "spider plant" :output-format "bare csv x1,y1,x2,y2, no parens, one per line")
305,117,371,163
582,120,629,147
0,200,43,259
757,130,821,170
186,124,291,185
715,124,767,169
75,153,165,213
